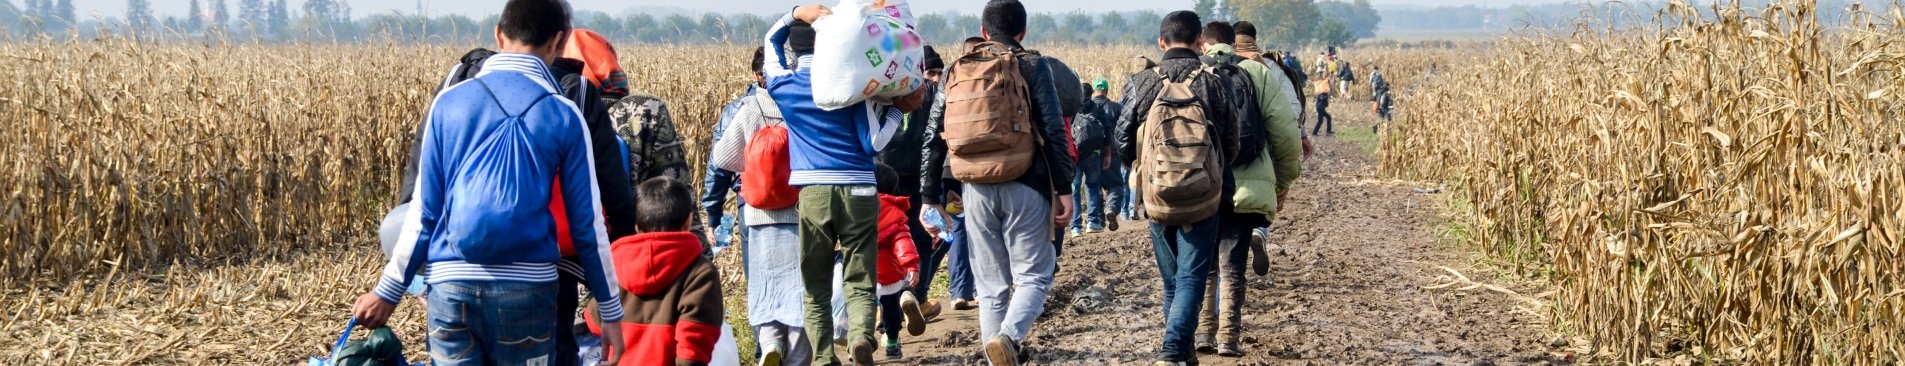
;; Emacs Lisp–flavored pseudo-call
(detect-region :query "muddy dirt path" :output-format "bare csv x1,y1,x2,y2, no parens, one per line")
886,108,1566,365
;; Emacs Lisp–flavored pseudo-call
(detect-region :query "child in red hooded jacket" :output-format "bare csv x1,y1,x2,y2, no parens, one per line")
592,177,726,366
874,163,926,359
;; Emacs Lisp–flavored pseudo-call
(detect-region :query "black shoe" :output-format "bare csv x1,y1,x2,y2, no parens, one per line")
1216,343,1245,357
1194,334,1216,353
1106,217,1119,231
885,342,903,359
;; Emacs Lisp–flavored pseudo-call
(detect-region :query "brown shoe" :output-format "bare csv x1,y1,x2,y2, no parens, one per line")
900,292,927,336
850,338,876,366
921,299,943,322
984,335,1020,366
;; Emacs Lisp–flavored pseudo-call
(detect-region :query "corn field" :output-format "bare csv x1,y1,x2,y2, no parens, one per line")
1381,0,1905,364
0,39,1155,363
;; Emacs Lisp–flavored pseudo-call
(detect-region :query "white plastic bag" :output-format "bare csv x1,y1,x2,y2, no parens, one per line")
831,262,849,341
709,322,742,366
810,0,926,110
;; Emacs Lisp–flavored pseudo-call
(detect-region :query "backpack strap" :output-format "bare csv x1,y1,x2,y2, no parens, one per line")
472,78,558,119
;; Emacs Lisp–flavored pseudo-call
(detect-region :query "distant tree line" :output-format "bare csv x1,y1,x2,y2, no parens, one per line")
1381,0,1879,32
0,0,1382,47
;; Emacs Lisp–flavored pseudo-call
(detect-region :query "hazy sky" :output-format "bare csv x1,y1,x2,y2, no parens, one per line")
76,0,1571,21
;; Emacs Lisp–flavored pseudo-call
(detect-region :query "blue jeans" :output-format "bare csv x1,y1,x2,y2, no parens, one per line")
1070,150,1105,230
1149,217,1219,362
425,281,559,365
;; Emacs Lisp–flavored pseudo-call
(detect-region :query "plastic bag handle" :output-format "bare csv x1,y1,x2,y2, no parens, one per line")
330,318,357,361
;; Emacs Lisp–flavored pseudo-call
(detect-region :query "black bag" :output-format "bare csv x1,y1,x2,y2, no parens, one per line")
1201,54,1267,167
1071,99,1109,152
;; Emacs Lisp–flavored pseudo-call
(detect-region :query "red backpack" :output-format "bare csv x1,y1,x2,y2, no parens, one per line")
742,104,798,210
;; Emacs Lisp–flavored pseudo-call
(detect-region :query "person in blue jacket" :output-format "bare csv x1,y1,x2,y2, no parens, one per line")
352,0,627,364
761,5,926,365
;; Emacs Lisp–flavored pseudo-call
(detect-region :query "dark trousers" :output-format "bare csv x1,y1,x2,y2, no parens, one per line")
555,265,581,366
1313,95,1334,135
878,290,909,340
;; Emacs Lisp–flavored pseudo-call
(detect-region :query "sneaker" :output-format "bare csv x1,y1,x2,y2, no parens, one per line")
921,299,943,322
1216,342,1245,357
885,338,903,359
952,298,977,310
1086,226,1106,234
759,343,784,366
1067,228,1082,238
850,338,876,366
984,335,1020,366
1152,362,1186,366
900,292,927,336
1194,334,1216,353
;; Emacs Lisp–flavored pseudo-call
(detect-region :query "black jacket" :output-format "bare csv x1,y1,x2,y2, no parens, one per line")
879,80,940,197
919,39,1076,204
1117,47,1241,169
400,50,639,240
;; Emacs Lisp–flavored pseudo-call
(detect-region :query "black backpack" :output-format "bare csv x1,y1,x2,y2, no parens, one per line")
1201,54,1267,167
1071,99,1109,152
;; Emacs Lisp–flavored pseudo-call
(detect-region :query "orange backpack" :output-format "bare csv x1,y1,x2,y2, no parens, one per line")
741,100,798,210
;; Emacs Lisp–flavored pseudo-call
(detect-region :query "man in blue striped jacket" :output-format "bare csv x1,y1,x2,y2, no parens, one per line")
351,0,626,364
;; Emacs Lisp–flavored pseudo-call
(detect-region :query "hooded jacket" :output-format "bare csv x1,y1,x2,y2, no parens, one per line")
877,194,921,285
605,231,725,366
919,38,1077,204
1207,44,1304,220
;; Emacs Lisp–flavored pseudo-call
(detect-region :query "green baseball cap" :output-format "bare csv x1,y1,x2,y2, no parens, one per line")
1092,78,1111,91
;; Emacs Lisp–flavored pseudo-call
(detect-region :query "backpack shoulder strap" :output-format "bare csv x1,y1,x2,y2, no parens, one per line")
472,78,557,119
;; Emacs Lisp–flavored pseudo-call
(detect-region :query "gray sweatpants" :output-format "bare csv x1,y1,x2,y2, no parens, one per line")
963,182,1057,343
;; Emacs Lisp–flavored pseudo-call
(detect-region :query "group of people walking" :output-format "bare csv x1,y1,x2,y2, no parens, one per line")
345,0,1362,365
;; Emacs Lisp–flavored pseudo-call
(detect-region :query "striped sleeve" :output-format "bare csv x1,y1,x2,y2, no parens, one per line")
553,95,626,322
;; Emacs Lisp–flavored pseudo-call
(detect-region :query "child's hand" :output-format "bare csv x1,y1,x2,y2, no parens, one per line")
907,271,921,288
793,4,832,24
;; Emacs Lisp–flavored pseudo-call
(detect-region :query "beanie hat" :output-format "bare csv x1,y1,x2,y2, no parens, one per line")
922,46,945,71
788,21,817,55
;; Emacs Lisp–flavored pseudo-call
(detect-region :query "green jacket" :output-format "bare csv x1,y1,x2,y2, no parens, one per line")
1206,44,1303,220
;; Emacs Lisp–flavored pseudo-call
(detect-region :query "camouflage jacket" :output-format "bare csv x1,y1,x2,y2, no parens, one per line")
607,93,710,247
608,94,691,183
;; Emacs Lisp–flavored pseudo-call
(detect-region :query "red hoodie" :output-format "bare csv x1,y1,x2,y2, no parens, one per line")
593,231,725,366
877,194,920,286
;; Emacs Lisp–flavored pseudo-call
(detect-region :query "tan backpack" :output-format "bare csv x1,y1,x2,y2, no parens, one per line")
942,41,1038,184
1134,67,1223,225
